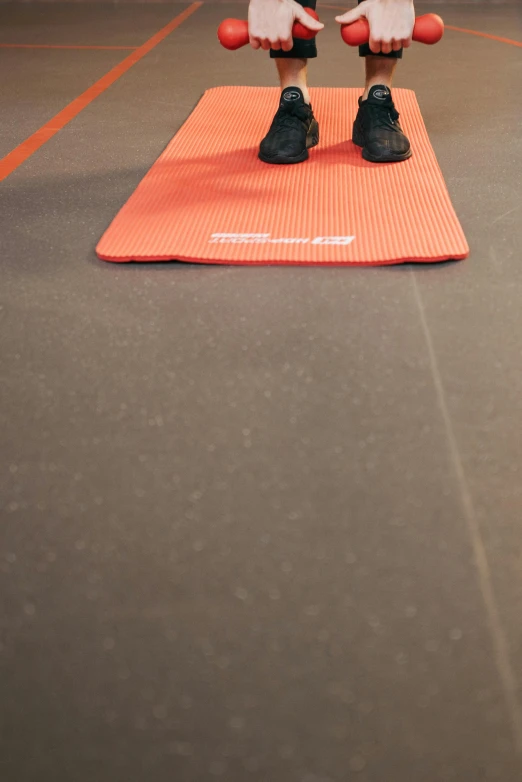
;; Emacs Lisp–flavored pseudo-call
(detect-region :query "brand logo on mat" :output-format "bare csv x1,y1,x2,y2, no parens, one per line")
209,233,355,246
283,90,301,102
311,236,356,245
372,89,390,101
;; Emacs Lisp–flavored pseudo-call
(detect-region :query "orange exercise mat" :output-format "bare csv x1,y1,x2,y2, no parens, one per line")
96,86,469,265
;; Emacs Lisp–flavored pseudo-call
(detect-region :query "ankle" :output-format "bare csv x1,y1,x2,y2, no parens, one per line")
363,55,395,101
276,58,309,104
281,83,310,105
362,82,392,101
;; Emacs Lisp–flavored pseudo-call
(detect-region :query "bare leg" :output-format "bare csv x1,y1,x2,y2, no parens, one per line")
276,58,310,104
362,56,397,100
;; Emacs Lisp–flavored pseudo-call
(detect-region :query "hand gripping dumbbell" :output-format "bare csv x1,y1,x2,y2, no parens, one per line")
218,8,321,51
340,13,444,47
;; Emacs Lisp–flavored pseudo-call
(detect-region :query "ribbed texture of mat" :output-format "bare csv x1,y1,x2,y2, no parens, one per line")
96,87,469,265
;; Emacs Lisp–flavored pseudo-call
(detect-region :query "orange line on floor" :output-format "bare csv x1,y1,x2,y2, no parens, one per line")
0,2,203,183
444,25,522,48
0,43,138,50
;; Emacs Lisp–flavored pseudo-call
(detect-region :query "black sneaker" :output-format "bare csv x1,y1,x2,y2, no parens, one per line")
259,87,319,165
352,85,412,163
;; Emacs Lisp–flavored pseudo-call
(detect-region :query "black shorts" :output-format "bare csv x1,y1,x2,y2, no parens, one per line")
270,0,403,60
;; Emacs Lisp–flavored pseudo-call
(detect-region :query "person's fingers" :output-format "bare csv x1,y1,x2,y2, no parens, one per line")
281,37,294,52
392,38,402,52
369,37,381,54
380,39,392,54
260,38,271,51
249,37,261,50
295,8,324,31
401,36,412,48
270,38,282,50
334,2,367,25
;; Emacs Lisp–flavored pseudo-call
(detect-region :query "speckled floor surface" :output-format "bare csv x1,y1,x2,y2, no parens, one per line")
1,2,522,781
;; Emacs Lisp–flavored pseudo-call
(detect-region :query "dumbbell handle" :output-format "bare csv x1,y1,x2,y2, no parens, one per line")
341,13,444,46
218,9,319,51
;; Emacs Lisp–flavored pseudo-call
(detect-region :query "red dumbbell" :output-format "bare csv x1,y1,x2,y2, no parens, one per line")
218,9,320,51
341,13,444,47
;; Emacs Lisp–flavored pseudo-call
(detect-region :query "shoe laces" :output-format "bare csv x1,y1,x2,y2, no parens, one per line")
365,102,400,131
273,104,308,134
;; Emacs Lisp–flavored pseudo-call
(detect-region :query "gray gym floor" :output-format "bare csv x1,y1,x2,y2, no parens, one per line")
1,2,521,780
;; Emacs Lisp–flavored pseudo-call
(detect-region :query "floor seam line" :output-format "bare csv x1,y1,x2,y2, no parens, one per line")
410,268,522,753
